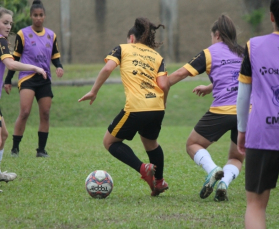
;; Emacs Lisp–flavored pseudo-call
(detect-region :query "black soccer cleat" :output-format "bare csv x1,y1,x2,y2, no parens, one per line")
11,148,19,157
36,149,49,158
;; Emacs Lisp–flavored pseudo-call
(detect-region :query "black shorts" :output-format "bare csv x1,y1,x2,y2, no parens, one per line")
19,74,53,101
108,109,165,140
245,148,279,194
194,111,237,144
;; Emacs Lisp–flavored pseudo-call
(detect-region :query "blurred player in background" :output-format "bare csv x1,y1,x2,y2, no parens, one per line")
168,14,245,201
0,6,46,190
237,0,279,228
4,0,64,158
79,17,170,196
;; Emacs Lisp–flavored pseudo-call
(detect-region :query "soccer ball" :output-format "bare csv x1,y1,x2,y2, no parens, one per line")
85,170,113,199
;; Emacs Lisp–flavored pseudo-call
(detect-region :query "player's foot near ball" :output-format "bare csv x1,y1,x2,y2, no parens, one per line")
0,171,17,183
151,178,169,196
140,163,156,191
200,166,224,199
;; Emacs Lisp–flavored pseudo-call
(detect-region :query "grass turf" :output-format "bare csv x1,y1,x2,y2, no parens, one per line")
0,72,278,228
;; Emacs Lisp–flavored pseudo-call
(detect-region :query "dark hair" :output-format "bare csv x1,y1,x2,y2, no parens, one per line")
211,14,244,57
30,0,45,15
127,17,165,49
270,0,279,29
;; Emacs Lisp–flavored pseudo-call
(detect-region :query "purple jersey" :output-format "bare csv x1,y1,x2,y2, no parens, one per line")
0,35,13,97
17,26,54,81
239,33,279,150
184,42,242,114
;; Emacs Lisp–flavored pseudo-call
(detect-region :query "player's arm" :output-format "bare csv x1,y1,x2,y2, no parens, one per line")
51,36,64,78
192,83,213,97
168,50,207,86
78,46,121,104
156,59,170,107
4,33,23,84
237,42,252,155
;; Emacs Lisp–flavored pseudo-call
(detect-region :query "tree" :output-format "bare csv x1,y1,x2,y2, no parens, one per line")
0,0,31,34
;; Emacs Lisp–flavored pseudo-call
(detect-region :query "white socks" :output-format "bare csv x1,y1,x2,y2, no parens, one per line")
0,149,3,173
220,164,239,187
193,149,217,174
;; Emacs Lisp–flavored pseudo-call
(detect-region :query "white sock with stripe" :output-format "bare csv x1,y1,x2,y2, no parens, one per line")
220,164,239,187
193,149,217,174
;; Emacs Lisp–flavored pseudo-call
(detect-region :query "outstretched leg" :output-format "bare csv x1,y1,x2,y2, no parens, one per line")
186,129,223,199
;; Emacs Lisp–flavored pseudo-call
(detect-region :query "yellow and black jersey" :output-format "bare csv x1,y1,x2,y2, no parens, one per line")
0,36,13,61
238,42,252,84
105,43,167,112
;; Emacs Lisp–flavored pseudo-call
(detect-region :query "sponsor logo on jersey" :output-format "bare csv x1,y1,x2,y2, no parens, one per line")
47,34,51,40
221,59,241,65
140,80,154,89
46,42,51,48
132,70,137,75
231,70,240,81
145,92,156,98
271,85,279,107
31,41,36,46
266,115,279,125
227,86,238,92
260,67,279,76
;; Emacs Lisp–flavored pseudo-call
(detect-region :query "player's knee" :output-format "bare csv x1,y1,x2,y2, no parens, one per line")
19,110,31,120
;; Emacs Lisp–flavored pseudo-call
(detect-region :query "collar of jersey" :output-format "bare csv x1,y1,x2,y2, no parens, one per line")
31,27,45,36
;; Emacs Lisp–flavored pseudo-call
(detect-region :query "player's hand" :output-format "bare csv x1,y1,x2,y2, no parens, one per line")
237,131,246,155
35,67,47,79
78,91,97,105
56,67,64,78
193,85,210,97
4,84,12,94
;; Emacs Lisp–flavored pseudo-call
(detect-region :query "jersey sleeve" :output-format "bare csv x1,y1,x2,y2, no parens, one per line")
104,45,121,65
183,50,208,77
157,59,167,76
0,37,13,61
238,42,252,84
13,31,24,57
51,34,61,59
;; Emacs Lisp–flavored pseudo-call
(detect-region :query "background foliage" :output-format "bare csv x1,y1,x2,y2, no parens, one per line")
0,0,31,34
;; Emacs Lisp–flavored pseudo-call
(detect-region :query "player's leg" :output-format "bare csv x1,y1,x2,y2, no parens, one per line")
245,190,270,229
140,136,168,196
139,111,167,195
244,148,279,227
104,110,155,191
36,96,51,157
215,140,244,201
187,129,223,198
11,89,35,156
0,116,17,183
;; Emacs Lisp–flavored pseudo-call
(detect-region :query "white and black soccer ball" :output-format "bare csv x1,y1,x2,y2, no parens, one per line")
85,170,113,199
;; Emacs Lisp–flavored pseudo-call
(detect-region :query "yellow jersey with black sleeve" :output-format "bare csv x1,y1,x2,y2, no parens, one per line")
105,43,167,112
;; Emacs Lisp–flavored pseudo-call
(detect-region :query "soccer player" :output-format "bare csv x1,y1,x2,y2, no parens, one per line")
4,0,64,157
237,0,279,228
168,14,245,201
79,17,170,196
0,6,46,189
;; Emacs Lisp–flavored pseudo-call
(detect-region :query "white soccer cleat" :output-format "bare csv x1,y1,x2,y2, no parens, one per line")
0,171,17,183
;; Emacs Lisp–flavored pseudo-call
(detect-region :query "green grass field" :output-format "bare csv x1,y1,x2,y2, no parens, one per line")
0,68,278,228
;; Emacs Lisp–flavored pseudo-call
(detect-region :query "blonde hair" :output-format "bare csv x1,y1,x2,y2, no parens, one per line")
0,7,13,18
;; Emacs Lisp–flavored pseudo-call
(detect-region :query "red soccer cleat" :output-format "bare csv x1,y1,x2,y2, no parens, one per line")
151,179,169,196
140,163,156,191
